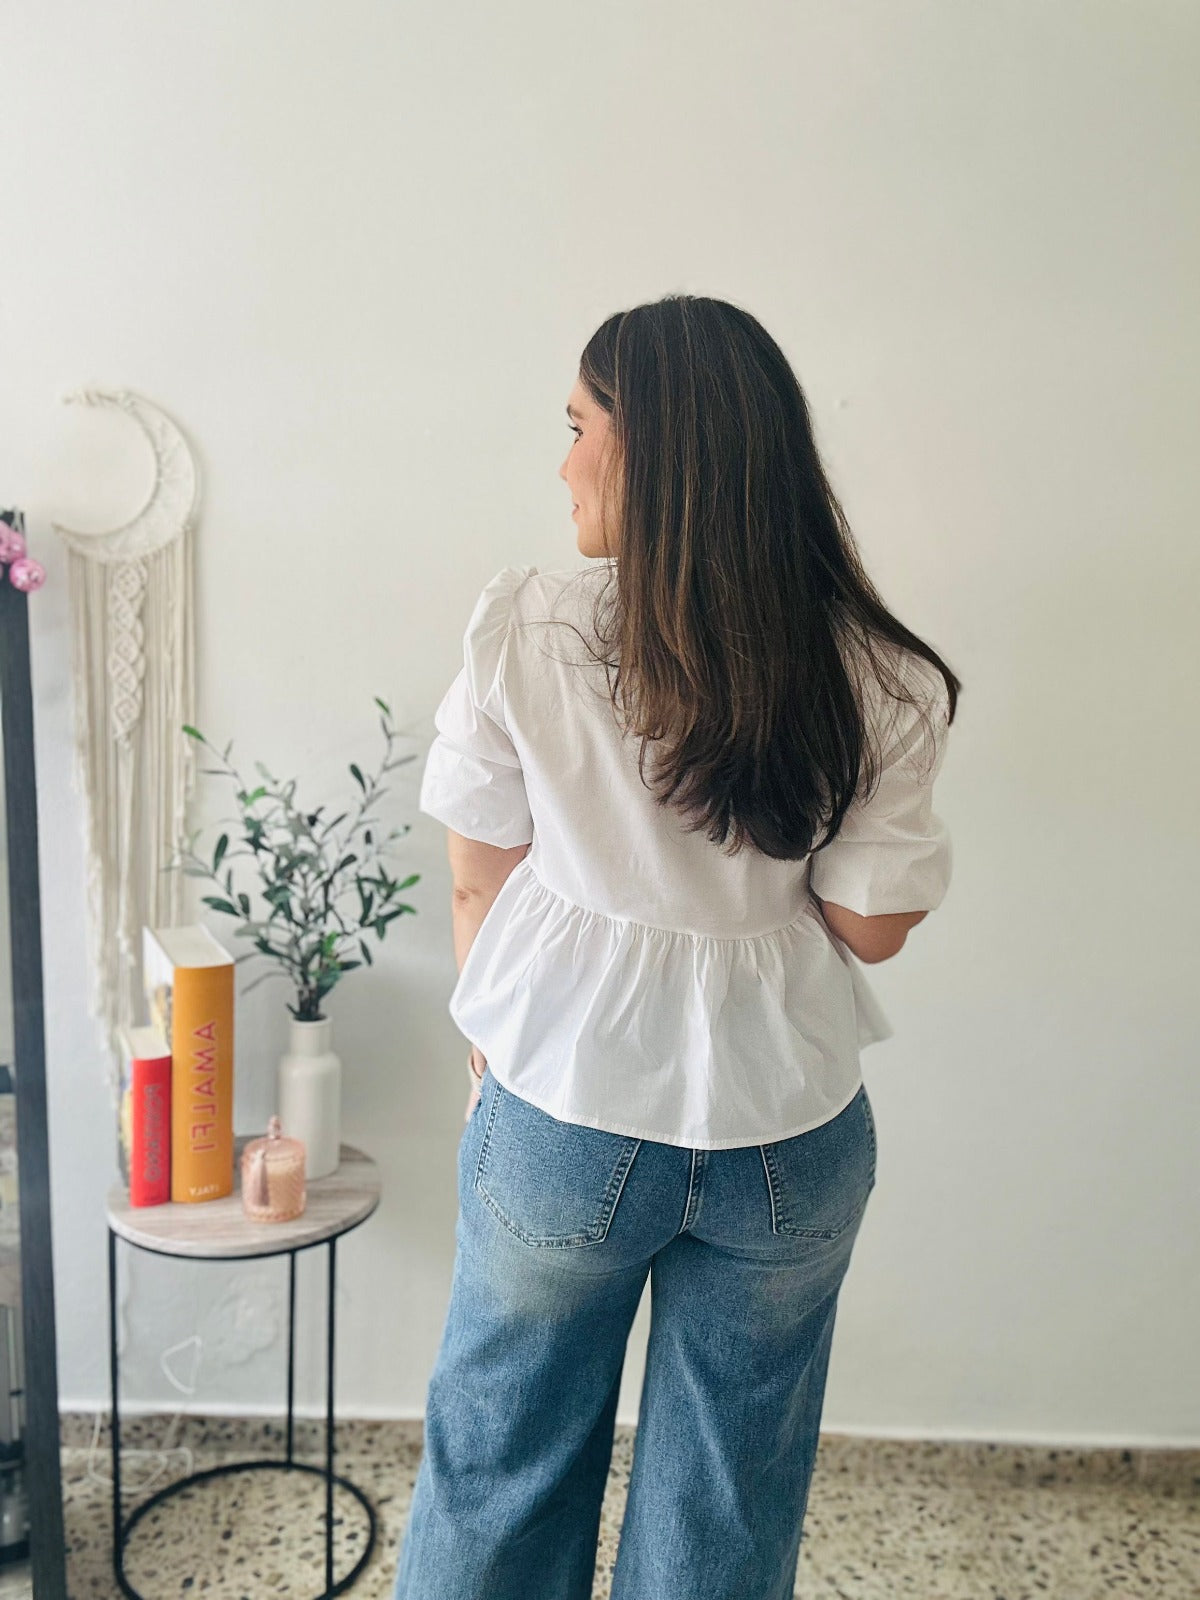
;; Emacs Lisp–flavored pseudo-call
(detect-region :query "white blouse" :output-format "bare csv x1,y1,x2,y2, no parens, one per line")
418,562,953,1150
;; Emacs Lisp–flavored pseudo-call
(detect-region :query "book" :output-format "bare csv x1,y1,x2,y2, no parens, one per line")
117,1025,172,1206
143,925,235,1203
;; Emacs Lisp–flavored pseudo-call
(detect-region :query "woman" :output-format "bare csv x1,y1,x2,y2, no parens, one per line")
393,294,961,1600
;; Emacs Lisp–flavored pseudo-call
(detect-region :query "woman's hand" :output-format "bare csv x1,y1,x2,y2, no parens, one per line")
464,1043,486,1121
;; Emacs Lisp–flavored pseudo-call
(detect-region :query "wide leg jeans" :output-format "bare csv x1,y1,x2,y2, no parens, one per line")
392,1064,876,1600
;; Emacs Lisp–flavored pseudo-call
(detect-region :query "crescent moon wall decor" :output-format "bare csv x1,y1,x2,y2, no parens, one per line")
51,388,200,1100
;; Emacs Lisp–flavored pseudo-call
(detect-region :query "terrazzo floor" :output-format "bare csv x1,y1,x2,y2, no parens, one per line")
22,1413,1200,1598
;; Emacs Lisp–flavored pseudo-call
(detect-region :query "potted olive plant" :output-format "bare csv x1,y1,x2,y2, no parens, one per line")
166,697,419,1178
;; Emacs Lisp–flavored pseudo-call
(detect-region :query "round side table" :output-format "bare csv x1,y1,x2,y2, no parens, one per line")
105,1139,382,1600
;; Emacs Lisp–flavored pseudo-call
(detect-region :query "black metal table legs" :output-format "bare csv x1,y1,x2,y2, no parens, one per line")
107,1228,378,1598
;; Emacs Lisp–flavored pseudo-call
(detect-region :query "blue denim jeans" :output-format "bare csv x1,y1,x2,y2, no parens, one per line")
392,1065,876,1600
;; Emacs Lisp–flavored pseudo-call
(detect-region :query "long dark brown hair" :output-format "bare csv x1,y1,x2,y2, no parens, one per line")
552,293,961,863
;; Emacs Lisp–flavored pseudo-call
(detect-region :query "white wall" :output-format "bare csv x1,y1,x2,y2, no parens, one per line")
3,0,1197,1447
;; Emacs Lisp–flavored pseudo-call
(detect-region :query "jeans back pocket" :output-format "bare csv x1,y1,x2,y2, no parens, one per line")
475,1083,643,1248
758,1083,877,1240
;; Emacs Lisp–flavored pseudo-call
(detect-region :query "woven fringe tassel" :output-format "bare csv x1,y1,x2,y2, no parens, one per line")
66,534,196,1103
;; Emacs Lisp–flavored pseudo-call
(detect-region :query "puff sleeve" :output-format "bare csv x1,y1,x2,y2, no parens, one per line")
418,565,537,849
808,658,954,918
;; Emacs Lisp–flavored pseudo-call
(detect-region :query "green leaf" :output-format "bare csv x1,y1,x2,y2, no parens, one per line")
375,697,391,717
350,762,365,790
237,893,251,916
337,959,363,973
182,724,203,741
201,896,239,916
359,939,373,966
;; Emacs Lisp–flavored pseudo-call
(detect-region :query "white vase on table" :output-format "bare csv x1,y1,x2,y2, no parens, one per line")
277,1016,341,1180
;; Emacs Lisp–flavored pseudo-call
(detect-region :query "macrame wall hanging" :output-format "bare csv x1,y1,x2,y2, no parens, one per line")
52,389,200,1103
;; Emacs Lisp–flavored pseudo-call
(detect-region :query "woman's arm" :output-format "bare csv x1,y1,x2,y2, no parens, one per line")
813,894,928,964
446,835,532,1117
448,835,532,970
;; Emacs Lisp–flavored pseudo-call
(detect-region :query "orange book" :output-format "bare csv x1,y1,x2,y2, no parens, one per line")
142,925,235,1203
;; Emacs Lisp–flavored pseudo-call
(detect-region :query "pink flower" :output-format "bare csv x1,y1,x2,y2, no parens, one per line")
8,557,45,592
0,525,25,565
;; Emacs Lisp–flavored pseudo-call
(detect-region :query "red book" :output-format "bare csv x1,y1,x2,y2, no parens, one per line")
117,1025,172,1206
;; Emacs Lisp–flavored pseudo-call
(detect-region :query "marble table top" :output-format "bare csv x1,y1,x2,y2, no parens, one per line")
106,1138,380,1258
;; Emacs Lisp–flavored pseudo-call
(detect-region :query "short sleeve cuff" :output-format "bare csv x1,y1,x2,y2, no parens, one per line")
809,816,953,918
418,734,534,848
417,568,538,849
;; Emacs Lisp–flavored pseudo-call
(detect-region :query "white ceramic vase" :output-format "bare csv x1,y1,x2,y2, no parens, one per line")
277,1016,341,1180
